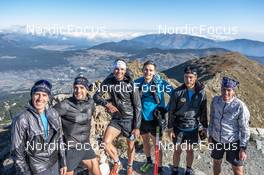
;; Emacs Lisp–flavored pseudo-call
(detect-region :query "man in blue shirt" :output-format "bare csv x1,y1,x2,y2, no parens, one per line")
11,80,67,175
168,66,208,175
135,60,173,174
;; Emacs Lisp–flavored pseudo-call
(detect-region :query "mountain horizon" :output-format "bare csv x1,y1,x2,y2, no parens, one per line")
92,33,264,58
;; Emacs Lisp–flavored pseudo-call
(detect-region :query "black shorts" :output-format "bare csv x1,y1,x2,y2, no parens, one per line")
108,118,133,138
173,127,198,145
210,139,243,166
140,119,162,137
66,145,96,172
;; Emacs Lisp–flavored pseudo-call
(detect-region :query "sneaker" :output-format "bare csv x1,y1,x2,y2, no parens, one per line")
185,168,194,175
109,162,122,175
126,166,133,175
140,162,152,173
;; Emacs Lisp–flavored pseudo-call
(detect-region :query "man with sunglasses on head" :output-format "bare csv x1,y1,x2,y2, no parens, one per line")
134,60,173,174
54,74,101,175
208,77,250,175
11,80,67,175
168,66,208,175
93,59,141,175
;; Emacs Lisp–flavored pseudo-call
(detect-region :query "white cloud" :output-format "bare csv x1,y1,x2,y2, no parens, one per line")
1,25,264,42
0,25,149,43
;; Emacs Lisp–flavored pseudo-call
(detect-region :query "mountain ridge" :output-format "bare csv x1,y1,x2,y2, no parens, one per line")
92,34,264,57
163,52,264,127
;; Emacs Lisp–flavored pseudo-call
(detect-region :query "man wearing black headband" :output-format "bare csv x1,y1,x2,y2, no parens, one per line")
54,75,101,175
208,77,250,175
168,66,208,175
11,80,67,175
94,59,141,175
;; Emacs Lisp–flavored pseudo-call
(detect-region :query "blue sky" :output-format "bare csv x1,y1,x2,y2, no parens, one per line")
0,0,263,40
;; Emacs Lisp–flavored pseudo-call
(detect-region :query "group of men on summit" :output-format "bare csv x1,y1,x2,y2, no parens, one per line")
11,59,250,175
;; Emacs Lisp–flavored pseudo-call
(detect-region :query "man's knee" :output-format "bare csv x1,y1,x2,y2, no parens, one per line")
103,138,110,144
83,159,101,175
102,138,112,150
83,158,98,168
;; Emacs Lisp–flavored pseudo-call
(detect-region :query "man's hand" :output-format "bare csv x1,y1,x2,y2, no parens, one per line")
168,129,175,141
105,103,119,113
131,128,140,138
60,166,67,175
239,149,247,161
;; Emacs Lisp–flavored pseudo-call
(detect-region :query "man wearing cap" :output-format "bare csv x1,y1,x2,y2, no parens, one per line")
54,75,101,175
168,66,208,175
208,77,250,175
93,59,141,175
11,80,67,175
134,60,174,174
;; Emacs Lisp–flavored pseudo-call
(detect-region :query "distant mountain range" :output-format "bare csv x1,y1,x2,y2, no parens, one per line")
0,32,93,51
92,34,264,58
0,32,264,73
128,47,229,70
